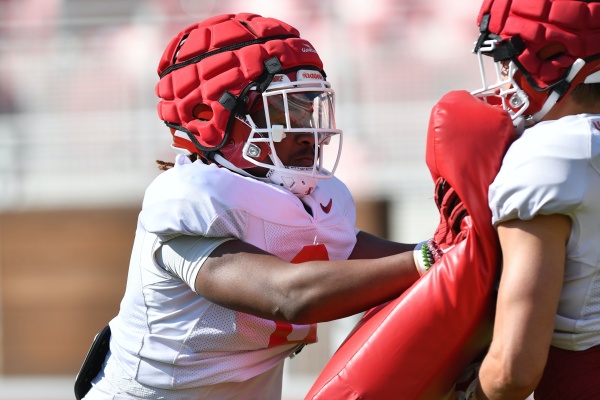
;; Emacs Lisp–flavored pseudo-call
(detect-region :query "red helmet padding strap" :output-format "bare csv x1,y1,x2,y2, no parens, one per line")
306,91,516,399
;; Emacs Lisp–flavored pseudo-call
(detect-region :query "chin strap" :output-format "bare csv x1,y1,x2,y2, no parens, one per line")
212,153,269,181
530,58,586,124
267,166,319,197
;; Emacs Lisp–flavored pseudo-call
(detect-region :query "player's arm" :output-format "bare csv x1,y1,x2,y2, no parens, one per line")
194,238,420,324
475,214,570,399
350,230,416,259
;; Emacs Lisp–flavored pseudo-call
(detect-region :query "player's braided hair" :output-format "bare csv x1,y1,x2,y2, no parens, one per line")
155,154,200,171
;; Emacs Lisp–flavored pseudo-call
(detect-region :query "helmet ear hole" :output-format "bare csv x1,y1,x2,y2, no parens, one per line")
193,104,213,121
537,43,567,61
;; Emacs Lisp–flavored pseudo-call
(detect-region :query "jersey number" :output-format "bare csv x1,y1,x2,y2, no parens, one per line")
267,244,329,347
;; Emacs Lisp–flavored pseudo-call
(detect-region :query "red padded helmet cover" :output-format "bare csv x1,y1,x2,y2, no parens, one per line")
306,91,516,399
477,0,600,89
155,13,324,155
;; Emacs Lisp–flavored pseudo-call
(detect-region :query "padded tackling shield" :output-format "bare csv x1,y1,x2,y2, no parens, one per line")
305,91,516,399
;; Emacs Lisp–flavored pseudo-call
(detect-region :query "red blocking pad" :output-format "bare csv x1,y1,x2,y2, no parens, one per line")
306,91,516,399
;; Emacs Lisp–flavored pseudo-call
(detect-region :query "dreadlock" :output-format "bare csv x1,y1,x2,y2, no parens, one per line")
155,153,200,171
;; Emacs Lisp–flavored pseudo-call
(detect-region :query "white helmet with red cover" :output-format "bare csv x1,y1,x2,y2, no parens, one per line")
155,13,342,197
471,0,600,129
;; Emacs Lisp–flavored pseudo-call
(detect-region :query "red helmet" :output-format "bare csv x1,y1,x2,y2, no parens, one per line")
471,0,600,127
155,13,342,196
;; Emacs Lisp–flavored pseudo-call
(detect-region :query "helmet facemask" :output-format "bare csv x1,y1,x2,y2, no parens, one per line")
471,38,531,131
471,37,594,131
230,74,342,197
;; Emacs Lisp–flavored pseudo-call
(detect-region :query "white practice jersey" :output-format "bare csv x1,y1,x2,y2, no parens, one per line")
106,155,358,395
489,113,600,351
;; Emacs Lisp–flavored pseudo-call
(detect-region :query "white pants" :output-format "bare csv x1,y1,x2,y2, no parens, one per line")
84,353,284,400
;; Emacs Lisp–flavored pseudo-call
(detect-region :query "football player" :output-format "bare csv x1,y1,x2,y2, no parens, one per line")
465,0,600,398
75,13,426,400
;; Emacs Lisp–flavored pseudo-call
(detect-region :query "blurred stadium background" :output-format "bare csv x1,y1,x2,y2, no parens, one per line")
0,0,484,398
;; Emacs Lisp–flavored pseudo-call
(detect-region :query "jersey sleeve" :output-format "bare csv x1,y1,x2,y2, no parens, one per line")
489,123,588,226
157,235,234,293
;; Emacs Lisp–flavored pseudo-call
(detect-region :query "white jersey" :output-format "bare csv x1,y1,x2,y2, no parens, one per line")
105,155,358,397
489,113,600,351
